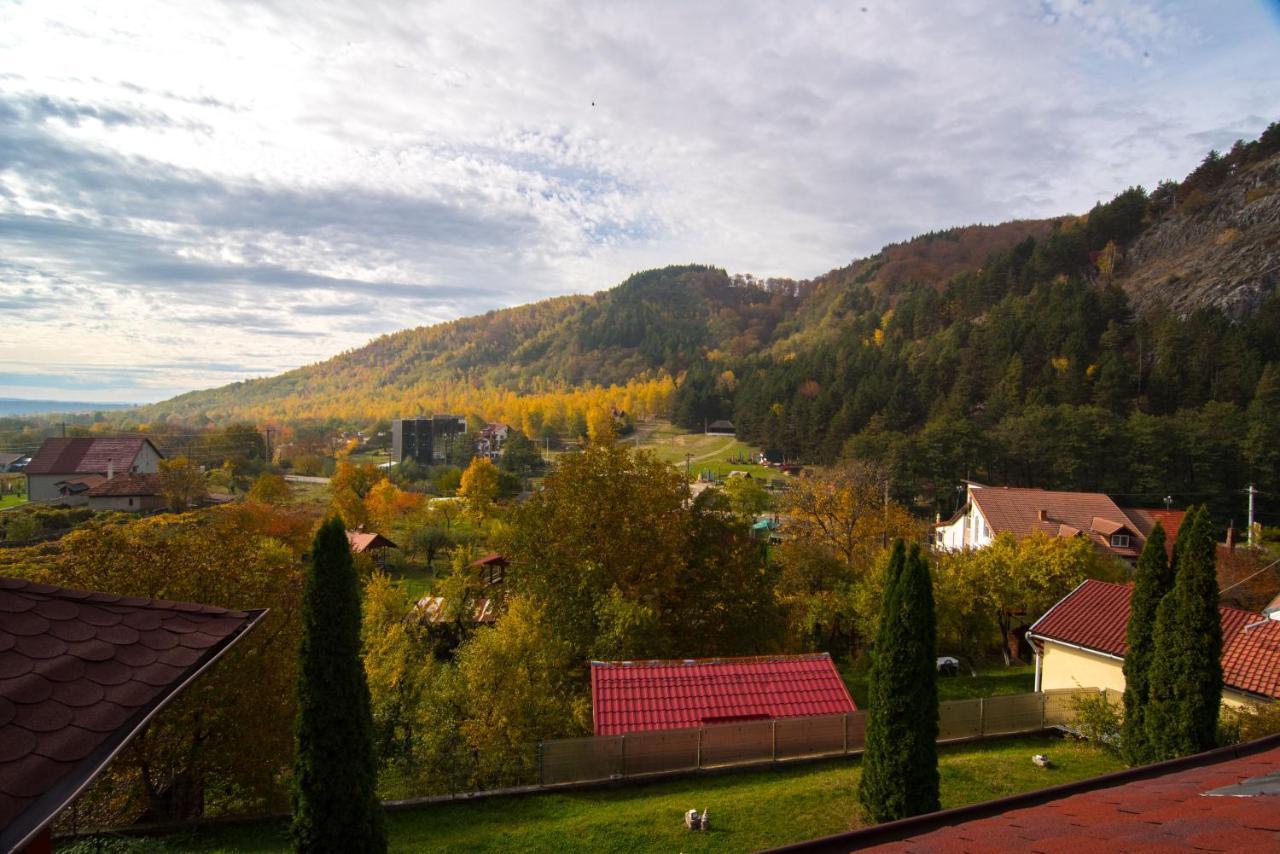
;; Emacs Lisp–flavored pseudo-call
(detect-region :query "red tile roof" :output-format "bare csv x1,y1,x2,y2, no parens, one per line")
590,653,856,736
1122,507,1186,544
345,531,397,553
1028,579,1276,698
842,740,1280,853
967,486,1141,556
24,438,161,476
1221,619,1280,699
85,473,163,498
0,577,263,853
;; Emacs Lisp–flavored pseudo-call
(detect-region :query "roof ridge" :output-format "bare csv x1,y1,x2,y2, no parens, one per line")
592,652,833,667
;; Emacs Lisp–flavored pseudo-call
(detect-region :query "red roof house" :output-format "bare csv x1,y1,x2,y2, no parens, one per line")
767,735,1280,853
1027,579,1279,702
589,653,856,736
0,577,264,853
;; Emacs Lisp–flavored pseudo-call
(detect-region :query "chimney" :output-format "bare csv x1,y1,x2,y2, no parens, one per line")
1037,509,1048,522
107,459,114,480
1226,525,1236,551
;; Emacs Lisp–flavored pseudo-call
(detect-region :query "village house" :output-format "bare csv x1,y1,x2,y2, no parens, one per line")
85,472,165,512
476,422,510,460
1027,578,1280,707
934,482,1148,561
589,653,856,736
0,452,29,472
24,437,163,503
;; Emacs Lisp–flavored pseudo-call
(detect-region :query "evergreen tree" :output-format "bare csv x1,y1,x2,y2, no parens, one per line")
858,541,940,822
1120,523,1171,765
1144,507,1224,761
291,517,386,854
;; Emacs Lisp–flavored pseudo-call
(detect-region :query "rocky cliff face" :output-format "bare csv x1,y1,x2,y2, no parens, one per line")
1122,153,1280,319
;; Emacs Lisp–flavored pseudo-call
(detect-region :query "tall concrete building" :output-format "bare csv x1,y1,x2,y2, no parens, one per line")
391,414,468,465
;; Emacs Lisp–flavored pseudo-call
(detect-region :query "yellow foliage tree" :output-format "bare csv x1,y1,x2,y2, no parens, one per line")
459,457,500,518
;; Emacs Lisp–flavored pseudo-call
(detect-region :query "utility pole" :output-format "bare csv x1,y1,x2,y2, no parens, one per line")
60,422,66,438
1246,484,1257,548
263,427,271,464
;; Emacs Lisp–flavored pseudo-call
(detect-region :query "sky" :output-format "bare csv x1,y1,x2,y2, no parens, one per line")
0,1,1277,403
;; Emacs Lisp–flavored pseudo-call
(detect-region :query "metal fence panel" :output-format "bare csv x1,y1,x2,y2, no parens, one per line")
540,735,622,785
845,710,867,752
938,698,982,741
774,714,846,760
699,719,775,767
1043,688,1086,727
982,692,1045,735
620,727,700,776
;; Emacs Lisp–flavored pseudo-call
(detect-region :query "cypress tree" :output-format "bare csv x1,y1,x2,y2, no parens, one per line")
1121,523,1171,765
291,517,387,853
1144,507,1224,760
858,541,940,822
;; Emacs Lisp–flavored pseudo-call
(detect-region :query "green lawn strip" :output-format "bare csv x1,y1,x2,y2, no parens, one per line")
0,494,28,509
133,736,1119,854
840,664,1035,707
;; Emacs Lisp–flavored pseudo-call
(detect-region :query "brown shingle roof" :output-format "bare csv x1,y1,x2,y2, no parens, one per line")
24,438,161,476
85,473,163,498
969,486,1141,556
1028,579,1276,697
345,531,397,553
0,577,264,852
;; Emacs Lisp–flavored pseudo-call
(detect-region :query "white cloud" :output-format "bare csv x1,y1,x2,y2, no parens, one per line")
0,0,1276,401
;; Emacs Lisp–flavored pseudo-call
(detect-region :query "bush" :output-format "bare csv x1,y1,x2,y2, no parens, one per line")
1219,701,1280,745
1070,690,1123,752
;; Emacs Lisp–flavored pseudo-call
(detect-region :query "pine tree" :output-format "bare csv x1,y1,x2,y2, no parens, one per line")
858,541,940,822
1120,523,1171,765
291,517,387,854
1144,507,1224,761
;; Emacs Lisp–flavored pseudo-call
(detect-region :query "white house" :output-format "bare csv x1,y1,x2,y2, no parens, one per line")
25,438,163,502
934,482,1145,561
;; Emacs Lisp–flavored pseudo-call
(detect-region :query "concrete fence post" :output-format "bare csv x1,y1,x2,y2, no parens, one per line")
619,734,626,779
696,727,703,770
843,714,849,754
771,719,777,761
979,697,985,738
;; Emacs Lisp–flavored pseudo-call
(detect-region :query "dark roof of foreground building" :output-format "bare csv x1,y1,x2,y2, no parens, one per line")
0,577,264,853
765,735,1280,853
590,653,856,736
85,473,163,498
1026,579,1279,699
24,438,162,476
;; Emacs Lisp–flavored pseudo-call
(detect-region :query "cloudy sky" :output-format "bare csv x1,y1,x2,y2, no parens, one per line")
1,0,1277,402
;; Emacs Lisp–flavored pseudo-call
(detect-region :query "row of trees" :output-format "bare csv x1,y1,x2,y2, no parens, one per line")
1122,508,1225,764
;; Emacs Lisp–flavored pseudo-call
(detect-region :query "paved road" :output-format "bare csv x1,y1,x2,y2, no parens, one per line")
283,474,330,484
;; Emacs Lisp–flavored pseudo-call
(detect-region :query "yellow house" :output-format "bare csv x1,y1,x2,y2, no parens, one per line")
1027,579,1280,708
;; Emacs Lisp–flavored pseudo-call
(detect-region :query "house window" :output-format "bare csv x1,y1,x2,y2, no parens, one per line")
1111,533,1130,548
129,498,134,508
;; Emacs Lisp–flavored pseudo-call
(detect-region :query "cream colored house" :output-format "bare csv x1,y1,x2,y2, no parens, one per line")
1028,579,1280,708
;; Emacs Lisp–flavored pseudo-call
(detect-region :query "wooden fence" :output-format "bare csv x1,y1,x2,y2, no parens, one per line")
539,688,1093,786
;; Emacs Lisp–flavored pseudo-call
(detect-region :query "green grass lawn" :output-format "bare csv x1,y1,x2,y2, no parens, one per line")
628,420,781,483
110,735,1118,854
0,494,27,509
840,663,1035,707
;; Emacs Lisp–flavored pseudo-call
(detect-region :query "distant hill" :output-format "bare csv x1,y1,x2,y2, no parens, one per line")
0,398,136,417
134,126,1280,442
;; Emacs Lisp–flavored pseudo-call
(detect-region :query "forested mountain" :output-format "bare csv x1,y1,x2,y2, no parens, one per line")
139,126,1280,519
